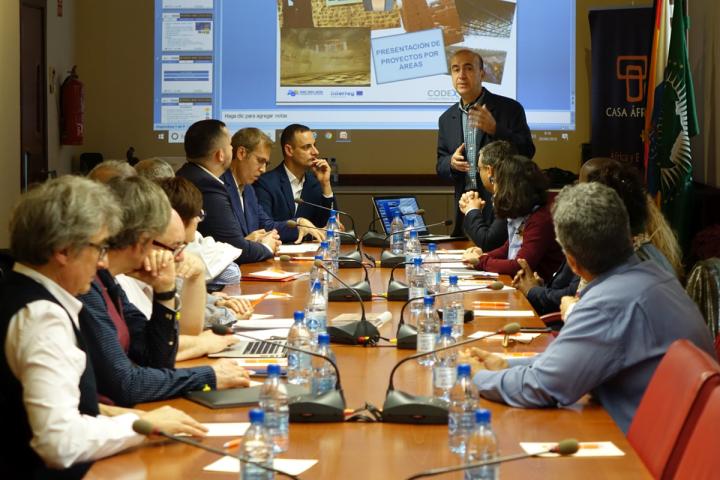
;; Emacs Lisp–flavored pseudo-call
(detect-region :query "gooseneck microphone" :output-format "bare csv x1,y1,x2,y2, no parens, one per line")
405,439,580,479
379,219,453,268
314,260,380,345
232,331,346,422
395,281,505,349
361,209,425,247
293,198,357,242
386,259,449,301
278,255,371,301
131,419,300,479
382,322,521,424
286,220,365,268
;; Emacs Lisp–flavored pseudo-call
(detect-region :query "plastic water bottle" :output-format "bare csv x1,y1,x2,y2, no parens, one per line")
240,409,274,480
444,275,465,339
423,243,441,292
327,212,340,254
309,254,328,301
417,295,439,367
305,280,327,343
433,325,457,402
464,409,499,480
311,333,337,396
408,257,426,316
325,230,339,282
258,364,289,453
448,364,479,455
390,213,404,255
405,230,421,278
287,310,312,386
403,217,416,242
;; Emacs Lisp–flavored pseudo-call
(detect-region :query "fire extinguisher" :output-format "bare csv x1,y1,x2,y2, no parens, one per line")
60,65,84,145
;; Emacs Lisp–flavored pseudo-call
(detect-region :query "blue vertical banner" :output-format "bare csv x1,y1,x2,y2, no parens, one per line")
589,8,653,171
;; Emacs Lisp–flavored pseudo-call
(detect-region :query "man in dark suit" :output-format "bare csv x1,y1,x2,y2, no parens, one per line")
176,119,281,264
222,127,324,244
437,49,535,237
254,124,337,229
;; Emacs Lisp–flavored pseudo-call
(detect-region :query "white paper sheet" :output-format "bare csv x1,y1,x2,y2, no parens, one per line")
277,243,320,254
474,309,535,317
232,319,295,330
233,328,290,340
520,441,625,457
204,456,318,474
244,269,299,280
201,423,251,437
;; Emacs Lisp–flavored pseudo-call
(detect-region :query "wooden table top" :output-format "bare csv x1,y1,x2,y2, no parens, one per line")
87,243,651,479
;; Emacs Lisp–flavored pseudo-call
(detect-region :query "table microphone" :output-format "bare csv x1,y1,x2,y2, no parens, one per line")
278,254,371,301
131,419,300,479
230,330,346,422
286,220,365,268
382,323,521,424
379,219,453,268
405,438,580,479
293,198,357,243
395,281,505,349
386,260,453,301
314,260,380,345
361,209,425,247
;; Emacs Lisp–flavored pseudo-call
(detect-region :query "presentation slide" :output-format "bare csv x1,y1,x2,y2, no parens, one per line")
153,0,575,142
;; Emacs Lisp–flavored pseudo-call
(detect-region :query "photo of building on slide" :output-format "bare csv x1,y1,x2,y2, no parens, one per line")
276,0,516,100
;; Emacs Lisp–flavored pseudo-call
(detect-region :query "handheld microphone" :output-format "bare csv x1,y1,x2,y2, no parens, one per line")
232,331,346,422
286,220,364,268
361,208,425,247
379,219,453,268
314,259,380,345
278,255,371,301
405,438,580,479
293,198,357,243
382,322,521,424
131,419,300,479
395,281,505,349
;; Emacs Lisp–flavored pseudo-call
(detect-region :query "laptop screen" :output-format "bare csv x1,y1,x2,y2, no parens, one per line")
372,196,428,235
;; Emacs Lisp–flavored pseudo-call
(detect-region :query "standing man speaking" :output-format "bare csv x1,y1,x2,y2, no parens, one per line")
437,49,535,237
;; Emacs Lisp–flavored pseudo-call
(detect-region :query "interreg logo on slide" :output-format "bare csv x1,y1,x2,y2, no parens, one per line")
287,89,324,97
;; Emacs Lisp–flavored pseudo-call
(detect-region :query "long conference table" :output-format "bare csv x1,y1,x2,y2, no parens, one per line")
87,242,651,479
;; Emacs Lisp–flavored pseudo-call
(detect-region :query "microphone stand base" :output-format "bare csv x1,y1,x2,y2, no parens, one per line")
328,320,380,345
361,231,388,248
328,281,371,301
396,323,418,350
339,250,363,268
382,390,449,424
340,230,357,245
386,280,409,301
289,389,346,423
380,251,405,268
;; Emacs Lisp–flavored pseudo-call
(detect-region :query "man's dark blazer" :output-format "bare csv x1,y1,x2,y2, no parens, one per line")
254,162,336,228
220,170,298,243
436,88,535,236
176,162,272,264
526,259,580,315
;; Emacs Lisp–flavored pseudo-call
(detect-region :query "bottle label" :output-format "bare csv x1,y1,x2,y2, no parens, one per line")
417,333,435,352
434,366,457,389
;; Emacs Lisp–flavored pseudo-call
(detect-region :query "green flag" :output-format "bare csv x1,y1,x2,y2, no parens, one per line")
648,0,698,249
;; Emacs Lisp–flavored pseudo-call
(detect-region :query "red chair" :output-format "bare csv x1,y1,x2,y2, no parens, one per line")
627,339,720,479
670,386,720,479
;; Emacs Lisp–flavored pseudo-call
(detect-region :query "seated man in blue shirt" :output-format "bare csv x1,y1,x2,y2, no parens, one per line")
462,182,715,433
254,123,337,229
222,127,324,244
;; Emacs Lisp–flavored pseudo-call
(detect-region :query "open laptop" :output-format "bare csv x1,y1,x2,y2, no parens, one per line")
372,195,464,243
208,338,287,359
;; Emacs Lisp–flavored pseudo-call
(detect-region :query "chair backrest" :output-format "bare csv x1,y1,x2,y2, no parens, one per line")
686,257,720,340
670,385,720,479
627,339,720,480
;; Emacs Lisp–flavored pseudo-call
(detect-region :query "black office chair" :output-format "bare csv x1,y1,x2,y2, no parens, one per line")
79,152,104,174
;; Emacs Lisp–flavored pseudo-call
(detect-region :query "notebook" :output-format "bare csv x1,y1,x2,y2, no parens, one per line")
372,195,464,243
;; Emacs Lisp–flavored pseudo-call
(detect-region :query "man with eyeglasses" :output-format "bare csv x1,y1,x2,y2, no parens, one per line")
437,49,535,237
78,176,251,407
0,177,207,478
222,127,325,245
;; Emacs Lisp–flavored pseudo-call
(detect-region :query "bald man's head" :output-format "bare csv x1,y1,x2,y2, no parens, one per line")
579,157,619,183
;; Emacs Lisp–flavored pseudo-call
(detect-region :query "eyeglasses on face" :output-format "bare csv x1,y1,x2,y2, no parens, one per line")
85,242,109,259
152,239,187,258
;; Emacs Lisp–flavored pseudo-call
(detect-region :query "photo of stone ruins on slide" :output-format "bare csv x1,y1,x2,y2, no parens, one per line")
277,0,516,87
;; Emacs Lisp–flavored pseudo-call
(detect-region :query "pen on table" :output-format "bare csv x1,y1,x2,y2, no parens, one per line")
223,438,241,449
250,291,271,307
473,301,510,309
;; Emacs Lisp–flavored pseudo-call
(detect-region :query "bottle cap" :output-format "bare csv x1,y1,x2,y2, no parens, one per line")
413,257,422,266
293,310,305,322
318,333,330,345
449,275,458,285
330,210,337,216
327,230,335,238
475,408,491,424
406,218,415,226
248,408,265,423
314,255,323,260
320,241,329,249
311,280,322,292
457,363,471,377
423,295,435,306
409,230,418,238
428,243,437,252
440,325,452,336
267,364,281,376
